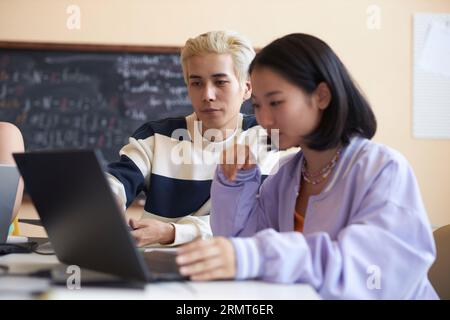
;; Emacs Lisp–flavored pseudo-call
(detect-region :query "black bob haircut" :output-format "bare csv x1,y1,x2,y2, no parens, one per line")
249,33,377,151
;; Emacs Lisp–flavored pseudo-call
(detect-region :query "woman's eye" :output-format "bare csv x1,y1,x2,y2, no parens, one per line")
270,101,283,107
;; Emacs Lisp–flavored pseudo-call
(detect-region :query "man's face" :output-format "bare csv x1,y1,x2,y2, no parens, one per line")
186,53,251,134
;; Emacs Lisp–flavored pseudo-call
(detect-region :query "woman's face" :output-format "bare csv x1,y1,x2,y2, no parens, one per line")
250,66,330,150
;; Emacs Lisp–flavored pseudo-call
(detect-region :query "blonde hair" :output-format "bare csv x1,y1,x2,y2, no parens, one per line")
180,30,255,87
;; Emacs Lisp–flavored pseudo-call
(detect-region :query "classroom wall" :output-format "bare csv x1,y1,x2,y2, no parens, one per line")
1,0,450,227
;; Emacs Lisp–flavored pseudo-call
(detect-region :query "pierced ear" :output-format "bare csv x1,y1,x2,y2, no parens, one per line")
243,80,252,100
316,82,332,110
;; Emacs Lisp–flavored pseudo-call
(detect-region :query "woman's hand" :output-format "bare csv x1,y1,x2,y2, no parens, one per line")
221,144,256,181
176,237,236,281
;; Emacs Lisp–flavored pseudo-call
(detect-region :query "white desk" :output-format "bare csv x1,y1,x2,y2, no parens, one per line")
0,253,320,300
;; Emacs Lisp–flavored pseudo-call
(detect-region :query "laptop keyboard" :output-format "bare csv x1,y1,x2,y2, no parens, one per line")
142,251,183,279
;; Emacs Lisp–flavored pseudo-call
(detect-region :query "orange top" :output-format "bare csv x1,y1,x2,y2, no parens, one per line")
294,211,304,233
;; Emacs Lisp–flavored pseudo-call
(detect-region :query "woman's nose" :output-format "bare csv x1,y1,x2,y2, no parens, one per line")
256,106,275,129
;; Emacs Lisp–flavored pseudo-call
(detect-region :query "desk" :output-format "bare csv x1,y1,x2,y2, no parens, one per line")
12,200,320,300
0,253,320,300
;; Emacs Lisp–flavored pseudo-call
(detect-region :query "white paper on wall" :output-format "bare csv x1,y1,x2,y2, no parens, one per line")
419,22,450,79
413,14,450,139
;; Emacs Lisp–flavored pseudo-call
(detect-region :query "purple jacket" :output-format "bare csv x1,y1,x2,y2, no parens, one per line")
211,136,438,299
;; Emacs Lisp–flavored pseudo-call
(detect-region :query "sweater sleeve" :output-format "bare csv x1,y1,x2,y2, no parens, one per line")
166,215,212,246
210,165,272,237
107,135,153,208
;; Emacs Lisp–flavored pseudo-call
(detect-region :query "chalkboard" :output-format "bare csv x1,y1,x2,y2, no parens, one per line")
0,42,252,164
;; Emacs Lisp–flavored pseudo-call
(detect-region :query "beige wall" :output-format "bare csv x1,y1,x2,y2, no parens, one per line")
1,0,449,226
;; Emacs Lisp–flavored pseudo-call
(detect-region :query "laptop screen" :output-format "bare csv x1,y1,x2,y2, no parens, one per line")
0,165,20,243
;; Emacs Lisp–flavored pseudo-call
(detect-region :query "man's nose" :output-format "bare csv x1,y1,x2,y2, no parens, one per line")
202,83,216,102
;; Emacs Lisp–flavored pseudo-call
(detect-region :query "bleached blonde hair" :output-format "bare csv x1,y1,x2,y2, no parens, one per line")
180,30,255,87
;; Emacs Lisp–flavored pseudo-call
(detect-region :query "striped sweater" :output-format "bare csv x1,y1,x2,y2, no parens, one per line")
107,113,291,246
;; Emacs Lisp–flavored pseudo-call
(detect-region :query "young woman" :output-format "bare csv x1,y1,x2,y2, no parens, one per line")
175,33,438,299
0,122,24,235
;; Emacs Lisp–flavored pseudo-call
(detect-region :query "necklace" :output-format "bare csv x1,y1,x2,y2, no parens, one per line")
301,146,342,185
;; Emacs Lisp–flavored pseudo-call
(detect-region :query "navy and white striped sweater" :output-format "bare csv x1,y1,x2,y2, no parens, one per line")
107,113,290,245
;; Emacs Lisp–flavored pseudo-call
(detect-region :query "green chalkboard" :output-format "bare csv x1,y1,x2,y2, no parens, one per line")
0,42,252,164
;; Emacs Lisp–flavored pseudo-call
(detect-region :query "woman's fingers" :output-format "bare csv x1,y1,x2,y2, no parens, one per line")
179,256,224,277
177,237,210,254
221,163,241,181
221,144,253,181
177,239,221,265
190,265,230,281
176,238,236,280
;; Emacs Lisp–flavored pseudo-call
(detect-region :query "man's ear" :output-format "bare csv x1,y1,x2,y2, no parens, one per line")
243,80,252,101
314,82,332,110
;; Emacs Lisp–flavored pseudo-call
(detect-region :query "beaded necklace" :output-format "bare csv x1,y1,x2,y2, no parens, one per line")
301,146,342,185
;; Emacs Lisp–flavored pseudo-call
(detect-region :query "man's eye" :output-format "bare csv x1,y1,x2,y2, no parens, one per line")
190,82,201,87
216,80,228,86
252,103,260,109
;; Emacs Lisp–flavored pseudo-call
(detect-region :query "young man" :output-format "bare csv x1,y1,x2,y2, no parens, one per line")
107,31,288,247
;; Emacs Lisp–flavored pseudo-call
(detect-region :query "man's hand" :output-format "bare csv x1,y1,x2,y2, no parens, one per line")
176,237,236,281
114,195,125,212
129,218,175,247
221,144,256,181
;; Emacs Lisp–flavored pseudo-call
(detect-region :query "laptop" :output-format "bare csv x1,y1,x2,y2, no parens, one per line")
0,164,20,243
13,150,185,283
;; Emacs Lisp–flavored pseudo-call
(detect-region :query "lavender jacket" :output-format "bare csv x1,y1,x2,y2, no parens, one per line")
211,137,438,299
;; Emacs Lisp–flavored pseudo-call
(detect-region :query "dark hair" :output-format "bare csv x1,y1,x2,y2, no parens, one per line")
249,33,377,151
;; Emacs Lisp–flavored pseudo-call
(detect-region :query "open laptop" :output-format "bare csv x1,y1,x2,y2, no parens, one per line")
0,164,20,243
13,150,185,283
